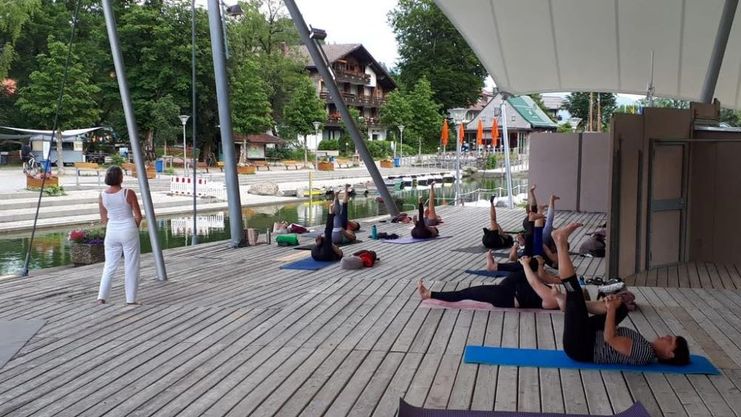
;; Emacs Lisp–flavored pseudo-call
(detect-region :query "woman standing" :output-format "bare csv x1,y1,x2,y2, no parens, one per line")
97,166,142,305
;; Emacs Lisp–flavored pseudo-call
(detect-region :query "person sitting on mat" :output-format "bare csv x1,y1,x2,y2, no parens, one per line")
541,223,690,366
423,182,442,226
311,212,344,262
411,196,440,239
331,185,357,244
482,195,514,249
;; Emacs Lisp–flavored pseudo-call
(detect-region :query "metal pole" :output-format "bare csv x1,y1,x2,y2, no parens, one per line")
700,0,738,103
182,123,187,175
455,121,461,205
283,0,399,217
102,0,167,281
208,0,244,247
191,0,198,245
500,99,514,209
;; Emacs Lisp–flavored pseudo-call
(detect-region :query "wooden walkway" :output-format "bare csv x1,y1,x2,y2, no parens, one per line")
0,207,740,416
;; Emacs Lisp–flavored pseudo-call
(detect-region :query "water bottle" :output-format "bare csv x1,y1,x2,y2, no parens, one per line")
371,224,378,240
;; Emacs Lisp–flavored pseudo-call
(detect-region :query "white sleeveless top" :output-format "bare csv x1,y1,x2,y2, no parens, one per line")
102,188,134,223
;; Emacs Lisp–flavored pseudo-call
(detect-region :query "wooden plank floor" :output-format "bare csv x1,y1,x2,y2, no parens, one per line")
1,207,740,416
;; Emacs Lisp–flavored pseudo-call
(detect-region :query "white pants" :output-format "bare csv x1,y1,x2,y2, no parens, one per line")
98,220,140,303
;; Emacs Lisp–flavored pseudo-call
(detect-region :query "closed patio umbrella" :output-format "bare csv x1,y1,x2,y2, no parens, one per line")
491,118,500,148
476,119,483,147
459,122,465,144
441,119,449,150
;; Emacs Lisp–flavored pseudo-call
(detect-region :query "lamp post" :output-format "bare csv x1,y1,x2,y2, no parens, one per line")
179,115,190,175
448,108,466,206
398,124,405,166
568,117,582,132
313,121,321,170
499,98,514,208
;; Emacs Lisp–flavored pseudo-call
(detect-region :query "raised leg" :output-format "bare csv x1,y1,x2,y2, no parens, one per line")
519,256,559,309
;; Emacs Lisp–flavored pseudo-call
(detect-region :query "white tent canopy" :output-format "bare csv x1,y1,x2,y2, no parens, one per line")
0,126,104,138
434,0,741,109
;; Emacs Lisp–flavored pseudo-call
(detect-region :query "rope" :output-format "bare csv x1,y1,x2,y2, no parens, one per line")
21,0,83,276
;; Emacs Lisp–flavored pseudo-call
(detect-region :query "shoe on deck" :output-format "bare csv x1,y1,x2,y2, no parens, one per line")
597,282,625,294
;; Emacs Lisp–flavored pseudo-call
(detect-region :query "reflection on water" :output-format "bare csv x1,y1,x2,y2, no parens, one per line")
0,177,527,275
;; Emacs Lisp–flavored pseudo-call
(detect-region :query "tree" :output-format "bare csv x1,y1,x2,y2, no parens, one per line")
0,0,41,78
528,93,549,115
283,77,325,168
389,0,487,110
231,58,273,136
638,97,689,109
562,92,616,131
380,77,442,155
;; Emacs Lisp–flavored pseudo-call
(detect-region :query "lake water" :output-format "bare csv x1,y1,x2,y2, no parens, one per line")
0,177,527,275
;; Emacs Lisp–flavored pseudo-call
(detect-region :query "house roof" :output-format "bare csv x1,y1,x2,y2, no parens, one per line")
507,96,558,128
542,96,565,111
465,94,557,130
434,0,741,110
297,43,397,90
233,133,286,145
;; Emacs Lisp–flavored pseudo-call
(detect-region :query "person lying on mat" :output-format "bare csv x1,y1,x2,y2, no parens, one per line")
540,223,690,366
331,185,357,244
423,182,442,226
312,212,344,262
411,197,439,239
482,195,514,249
486,211,548,277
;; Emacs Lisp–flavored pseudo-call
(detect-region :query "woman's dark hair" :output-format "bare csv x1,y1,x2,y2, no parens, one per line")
105,166,124,186
658,336,690,366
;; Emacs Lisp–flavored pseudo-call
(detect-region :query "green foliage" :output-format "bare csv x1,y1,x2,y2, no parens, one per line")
528,94,549,115
720,108,741,126
15,37,102,129
562,92,617,130
42,185,65,196
380,77,442,154
110,153,125,166
366,140,393,159
164,167,176,175
389,0,487,109
556,123,573,133
231,58,273,135
283,77,326,136
0,0,41,78
317,139,339,151
639,98,689,109
485,154,498,169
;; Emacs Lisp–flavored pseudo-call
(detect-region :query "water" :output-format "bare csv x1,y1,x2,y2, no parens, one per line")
0,177,527,275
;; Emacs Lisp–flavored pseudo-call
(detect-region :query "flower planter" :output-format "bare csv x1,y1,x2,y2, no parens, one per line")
379,160,393,168
132,167,157,179
237,165,256,175
26,175,59,189
317,161,334,171
70,242,106,266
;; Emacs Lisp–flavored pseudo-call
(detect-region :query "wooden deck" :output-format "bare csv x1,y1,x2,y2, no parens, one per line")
0,207,740,416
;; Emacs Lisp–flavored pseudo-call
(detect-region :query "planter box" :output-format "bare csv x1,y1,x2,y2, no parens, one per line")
132,167,157,179
237,165,256,175
70,242,105,266
26,175,59,189
317,161,334,171
379,160,393,168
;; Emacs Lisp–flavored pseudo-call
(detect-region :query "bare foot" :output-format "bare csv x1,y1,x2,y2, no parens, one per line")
96,299,106,305
551,194,560,202
551,223,582,243
486,250,498,271
417,280,431,300
528,211,545,222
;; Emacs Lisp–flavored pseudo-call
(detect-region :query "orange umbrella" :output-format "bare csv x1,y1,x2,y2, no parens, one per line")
459,122,465,144
476,119,483,147
440,119,449,147
491,117,500,148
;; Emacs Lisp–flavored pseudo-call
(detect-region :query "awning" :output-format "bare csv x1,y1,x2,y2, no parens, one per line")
0,126,104,138
434,0,741,109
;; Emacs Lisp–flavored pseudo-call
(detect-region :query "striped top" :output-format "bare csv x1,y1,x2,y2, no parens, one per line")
593,327,656,365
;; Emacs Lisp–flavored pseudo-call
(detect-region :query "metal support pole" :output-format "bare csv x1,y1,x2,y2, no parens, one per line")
191,0,198,245
500,99,514,209
455,122,461,205
283,0,399,217
102,0,167,281
701,0,738,103
208,0,244,247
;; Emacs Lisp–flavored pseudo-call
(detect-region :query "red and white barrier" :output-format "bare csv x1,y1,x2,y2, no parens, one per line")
170,176,226,200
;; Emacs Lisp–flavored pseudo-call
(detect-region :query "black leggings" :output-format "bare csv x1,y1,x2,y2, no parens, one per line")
431,271,544,308
312,213,341,261
562,275,629,362
411,202,434,239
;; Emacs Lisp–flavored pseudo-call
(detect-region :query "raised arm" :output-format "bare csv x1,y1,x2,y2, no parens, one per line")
603,295,633,356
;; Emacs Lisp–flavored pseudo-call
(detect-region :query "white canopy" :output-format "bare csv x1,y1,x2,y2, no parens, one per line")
434,0,741,109
0,126,104,138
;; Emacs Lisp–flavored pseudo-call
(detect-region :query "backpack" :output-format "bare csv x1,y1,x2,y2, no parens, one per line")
353,250,378,267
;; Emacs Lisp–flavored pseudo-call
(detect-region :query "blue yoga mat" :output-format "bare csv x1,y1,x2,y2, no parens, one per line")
464,269,511,278
381,235,452,244
280,258,336,271
464,346,720,375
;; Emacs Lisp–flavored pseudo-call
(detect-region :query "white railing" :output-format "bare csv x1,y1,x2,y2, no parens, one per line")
170,176,227,200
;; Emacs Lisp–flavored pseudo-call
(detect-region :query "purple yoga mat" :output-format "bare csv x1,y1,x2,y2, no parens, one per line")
398,399,651,417
381,235,453,244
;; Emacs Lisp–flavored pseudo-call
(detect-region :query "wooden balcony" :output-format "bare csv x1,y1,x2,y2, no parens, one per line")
333,69,371,84
320,92,386,108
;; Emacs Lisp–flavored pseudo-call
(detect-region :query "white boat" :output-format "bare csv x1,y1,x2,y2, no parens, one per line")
402,176,413,188
416,175,430,187
442,172,455,183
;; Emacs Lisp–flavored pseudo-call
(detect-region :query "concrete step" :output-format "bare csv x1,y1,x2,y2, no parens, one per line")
0,198,194,222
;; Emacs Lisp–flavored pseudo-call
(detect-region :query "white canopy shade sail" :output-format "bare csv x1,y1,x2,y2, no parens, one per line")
434,0,741,109
0,126,104,138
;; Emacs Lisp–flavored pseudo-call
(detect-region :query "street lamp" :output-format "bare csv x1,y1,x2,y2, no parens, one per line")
179,115,190,175
568,117,582,132
448,108,467,206
313,121,321,170
398,124,405,165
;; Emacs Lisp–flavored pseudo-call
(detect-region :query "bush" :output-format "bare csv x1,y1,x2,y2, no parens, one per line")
485,154,498,169
366,140,393,159
266,147,292,160
110,153,125,166
318,139,339,151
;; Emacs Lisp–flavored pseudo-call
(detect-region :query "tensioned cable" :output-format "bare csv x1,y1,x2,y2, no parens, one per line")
21,0,83,276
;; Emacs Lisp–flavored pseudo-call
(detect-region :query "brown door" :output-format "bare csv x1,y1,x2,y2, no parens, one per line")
648,142,687,268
